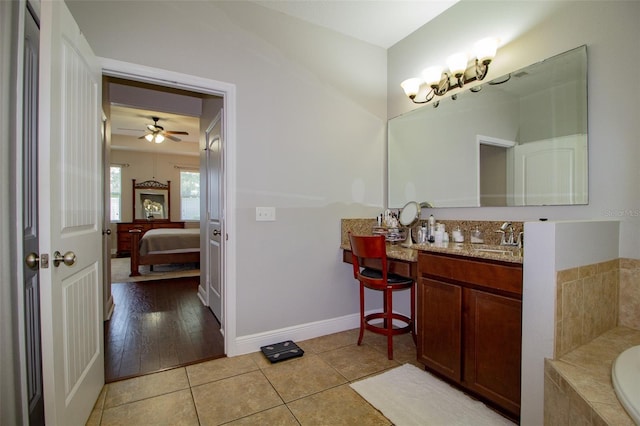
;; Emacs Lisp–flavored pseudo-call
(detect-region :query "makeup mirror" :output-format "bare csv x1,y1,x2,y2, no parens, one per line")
399,201,420,247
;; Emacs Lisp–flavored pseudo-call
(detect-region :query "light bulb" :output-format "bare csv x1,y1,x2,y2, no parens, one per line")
400,78,422,98
475,37,498,64
145,134,153,142
154,134,165,144
422,66,444,88
446,52,469,77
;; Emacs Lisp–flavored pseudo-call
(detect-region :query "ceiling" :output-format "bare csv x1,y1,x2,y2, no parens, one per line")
109,1,459,149
253,0,459,49
110,105,200,144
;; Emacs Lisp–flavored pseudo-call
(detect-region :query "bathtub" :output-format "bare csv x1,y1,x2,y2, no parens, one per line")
612,345,640,424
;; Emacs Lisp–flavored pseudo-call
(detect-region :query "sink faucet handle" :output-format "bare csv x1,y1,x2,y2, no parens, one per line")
517,231,524,248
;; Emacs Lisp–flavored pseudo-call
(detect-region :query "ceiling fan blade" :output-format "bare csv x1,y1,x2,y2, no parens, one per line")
138,134,148,140
166,134,182,142
164,130,189,135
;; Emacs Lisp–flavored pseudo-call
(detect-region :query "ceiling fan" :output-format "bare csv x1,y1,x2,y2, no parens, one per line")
139,116,189,143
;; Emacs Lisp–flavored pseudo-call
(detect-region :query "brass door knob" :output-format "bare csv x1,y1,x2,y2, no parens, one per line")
53,251,76,267
25,252,40,269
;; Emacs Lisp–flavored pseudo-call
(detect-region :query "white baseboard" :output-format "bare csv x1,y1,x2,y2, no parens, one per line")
232,313,361,356
104,295,115,321
197,284,207,306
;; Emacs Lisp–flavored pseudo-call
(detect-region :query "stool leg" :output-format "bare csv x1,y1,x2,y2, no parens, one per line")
357,281,365,346
386,288,394,360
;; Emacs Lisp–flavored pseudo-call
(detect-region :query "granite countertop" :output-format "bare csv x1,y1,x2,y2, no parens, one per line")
340,241,523,264
341,218,524,264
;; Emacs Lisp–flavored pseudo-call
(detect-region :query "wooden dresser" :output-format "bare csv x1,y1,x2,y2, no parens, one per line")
116,221,185,257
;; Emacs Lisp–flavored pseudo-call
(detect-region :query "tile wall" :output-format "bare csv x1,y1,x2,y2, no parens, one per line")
554,260,619,358
619,258,640,330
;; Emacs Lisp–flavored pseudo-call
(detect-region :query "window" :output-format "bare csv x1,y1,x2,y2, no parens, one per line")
110,166,122,221
180,170,200,220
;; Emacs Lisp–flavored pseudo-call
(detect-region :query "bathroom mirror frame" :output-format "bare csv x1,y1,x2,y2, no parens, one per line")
388,45,588,209
133,179,170,221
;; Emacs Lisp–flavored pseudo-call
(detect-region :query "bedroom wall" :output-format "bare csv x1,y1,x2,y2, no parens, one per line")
109,145,199,250
68,1,387,338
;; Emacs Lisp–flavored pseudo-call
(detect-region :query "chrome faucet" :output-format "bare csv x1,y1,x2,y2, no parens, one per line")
497,222,517,246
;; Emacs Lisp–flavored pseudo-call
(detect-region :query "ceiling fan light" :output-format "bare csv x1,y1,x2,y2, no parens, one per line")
154,134,165,144
145,134,154,142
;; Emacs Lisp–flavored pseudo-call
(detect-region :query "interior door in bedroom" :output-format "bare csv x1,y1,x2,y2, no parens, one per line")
203,107,223,323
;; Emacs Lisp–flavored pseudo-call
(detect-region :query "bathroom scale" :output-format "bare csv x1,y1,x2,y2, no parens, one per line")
260,340,304,363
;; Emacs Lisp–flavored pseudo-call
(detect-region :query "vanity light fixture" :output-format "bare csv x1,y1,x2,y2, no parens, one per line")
145,133,165,144
401,37,499,104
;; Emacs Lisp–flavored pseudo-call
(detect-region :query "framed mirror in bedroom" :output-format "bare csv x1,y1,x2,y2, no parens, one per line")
133,179,170,221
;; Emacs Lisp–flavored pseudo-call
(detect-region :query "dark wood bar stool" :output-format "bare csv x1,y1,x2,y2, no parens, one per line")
348,233,416,360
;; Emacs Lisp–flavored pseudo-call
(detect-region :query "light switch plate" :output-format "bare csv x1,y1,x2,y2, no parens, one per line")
256,206,276,221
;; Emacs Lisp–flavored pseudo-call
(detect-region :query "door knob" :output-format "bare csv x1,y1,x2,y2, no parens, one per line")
53,251,76,267
103,228,112,235
212,229,221,236
25,252,40,269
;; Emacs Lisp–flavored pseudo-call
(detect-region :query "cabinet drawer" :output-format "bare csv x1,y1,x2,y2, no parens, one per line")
419,252,522,296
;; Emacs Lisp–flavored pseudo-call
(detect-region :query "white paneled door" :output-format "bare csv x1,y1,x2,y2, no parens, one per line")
205,111,223,322
511,135,588,206
38,1,104,424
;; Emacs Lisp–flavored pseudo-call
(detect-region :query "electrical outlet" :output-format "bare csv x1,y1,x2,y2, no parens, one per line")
256,206,276,221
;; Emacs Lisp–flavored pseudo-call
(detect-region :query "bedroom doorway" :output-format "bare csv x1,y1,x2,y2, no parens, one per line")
101,69,231,381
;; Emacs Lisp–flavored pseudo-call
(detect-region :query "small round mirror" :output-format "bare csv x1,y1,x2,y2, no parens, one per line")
399,201,420,227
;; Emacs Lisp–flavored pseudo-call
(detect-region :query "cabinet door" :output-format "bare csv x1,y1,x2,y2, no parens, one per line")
417,277,462,381
464,288,522,417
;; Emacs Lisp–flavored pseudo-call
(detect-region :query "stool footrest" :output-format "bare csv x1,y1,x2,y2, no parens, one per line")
364,312,413,336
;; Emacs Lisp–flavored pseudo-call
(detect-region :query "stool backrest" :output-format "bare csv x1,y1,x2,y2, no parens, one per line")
348,233,388,281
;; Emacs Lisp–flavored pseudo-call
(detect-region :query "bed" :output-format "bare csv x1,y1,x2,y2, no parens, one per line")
129,228,200,277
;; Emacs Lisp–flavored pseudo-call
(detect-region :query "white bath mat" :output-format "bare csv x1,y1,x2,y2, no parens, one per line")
350,363,515,426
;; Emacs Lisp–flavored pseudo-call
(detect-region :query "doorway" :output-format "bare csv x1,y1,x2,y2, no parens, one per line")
101,69,232,380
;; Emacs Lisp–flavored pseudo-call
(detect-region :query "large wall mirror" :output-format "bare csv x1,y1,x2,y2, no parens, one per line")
388,45,588,208
133,179,170,221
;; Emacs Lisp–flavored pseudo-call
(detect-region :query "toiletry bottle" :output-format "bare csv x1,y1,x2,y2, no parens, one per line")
419,222,428,243
428,214,436,242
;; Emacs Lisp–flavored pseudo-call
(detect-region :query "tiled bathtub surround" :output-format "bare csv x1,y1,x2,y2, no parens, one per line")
619,258,640,329
555,260,619,358
546,258,640,425
545,327,640,426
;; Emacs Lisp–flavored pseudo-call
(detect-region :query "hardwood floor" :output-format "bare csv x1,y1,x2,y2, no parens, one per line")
105,276,224,382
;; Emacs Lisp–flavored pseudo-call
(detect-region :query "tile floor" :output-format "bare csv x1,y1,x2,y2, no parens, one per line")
86,328,420,425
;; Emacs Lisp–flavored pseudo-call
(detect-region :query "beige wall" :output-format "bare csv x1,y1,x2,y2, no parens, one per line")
69,0,387,337
109,147,199,249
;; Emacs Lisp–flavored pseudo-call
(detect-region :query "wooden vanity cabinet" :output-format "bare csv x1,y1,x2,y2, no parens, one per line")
418,277,462,381
417,252,522,419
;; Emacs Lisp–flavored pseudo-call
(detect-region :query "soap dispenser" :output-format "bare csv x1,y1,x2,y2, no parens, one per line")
470,226,484,244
